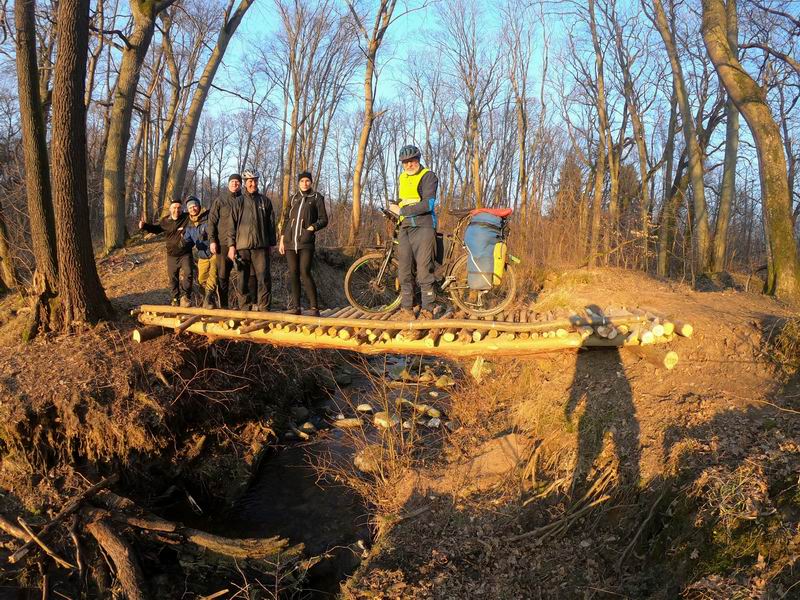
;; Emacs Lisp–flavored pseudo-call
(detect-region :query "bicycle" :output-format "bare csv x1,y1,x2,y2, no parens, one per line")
344,208,518,317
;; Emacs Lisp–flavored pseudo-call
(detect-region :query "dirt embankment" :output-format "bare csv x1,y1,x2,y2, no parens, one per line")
0,239,354,597
339,270,800,599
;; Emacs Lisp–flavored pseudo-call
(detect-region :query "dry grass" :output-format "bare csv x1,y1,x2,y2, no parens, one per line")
763,316,800,376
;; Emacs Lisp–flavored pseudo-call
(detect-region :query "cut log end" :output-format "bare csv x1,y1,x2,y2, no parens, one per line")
132,326,165,343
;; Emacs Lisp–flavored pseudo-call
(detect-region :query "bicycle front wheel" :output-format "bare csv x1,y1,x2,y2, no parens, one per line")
344,252,402,314
448,254,517,317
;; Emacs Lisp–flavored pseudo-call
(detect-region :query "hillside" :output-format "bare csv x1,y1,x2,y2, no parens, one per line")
0,242,797,599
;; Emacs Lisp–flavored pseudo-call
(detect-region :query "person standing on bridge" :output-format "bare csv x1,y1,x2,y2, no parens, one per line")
224,169,277,311
393,144,439,320
279,171,328,317
139,198,192,307
208,173,242,308
183,196,216,308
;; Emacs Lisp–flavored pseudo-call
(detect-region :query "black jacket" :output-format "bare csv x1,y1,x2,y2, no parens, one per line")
280,190,328,251
208,190,241,248
224,190,277,250
142,213,191,257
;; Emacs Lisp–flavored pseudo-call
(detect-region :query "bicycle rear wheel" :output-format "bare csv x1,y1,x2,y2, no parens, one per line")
448,254,517,317
344,252,402,313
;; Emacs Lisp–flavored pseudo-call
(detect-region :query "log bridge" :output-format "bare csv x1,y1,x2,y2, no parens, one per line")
133,304,691,361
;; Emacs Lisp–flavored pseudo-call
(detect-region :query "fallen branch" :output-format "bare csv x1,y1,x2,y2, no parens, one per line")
86,519,149,600
508,494,612,542
9,474,118,564
17,518,76,570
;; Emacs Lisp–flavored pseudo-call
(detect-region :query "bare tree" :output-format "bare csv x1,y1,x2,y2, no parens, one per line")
14,0,59,293
50,0,112,324
346,0,398,245
164,0,254,210
702,0,800,300
102,0,177,252
648,0,712,274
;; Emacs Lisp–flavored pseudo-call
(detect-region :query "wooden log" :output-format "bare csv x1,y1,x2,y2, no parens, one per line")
9,474,118,564
629,347,679,370
238,320,270,334
499,331,515,341
442,328,457,343
458,328,472,343
424,329,442,348
472,329,484,342
176,315,202,335
85,519,148,600
132,326,165,343
487,328,500,339
137,304,649,335
650,323,665,338
555,328,568,339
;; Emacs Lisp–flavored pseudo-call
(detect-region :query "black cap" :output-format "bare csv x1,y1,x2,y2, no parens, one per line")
229,173,242,182
297,171,313,183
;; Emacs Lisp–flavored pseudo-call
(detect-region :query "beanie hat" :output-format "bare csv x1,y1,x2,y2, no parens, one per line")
229,173,242,182
297,171,313,183
186,196,201,208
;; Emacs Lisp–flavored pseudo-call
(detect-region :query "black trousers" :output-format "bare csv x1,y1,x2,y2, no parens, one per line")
397,226,436,309
215,250,234,308
286,248,318,309
236,248,271,309
167,253,193,301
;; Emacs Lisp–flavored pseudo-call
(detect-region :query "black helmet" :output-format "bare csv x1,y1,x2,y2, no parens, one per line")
398,144,421,162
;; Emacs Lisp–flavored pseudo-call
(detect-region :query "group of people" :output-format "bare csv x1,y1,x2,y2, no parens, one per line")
140,144,439,319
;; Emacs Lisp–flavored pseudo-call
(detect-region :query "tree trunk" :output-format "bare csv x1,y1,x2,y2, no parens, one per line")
702,0,800,300
657,84,678,276
711,2,738,273
589,127,607,267
651,0,712,274
151,24,180,210
14,0,59,290
0,199,18,291
164,0,253,211
102,0,171,252
349,44,377,246
51,0,112,325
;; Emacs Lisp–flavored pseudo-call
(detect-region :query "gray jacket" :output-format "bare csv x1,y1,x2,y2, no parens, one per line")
224,190,277,250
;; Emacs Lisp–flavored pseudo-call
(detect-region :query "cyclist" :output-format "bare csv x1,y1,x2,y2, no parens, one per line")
392,144,439,320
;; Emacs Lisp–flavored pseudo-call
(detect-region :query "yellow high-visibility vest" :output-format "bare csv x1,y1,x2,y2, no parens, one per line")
398,167,430,208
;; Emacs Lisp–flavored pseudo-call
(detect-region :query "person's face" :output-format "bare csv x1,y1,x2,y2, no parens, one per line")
169,203,182,219
401,158,420,175
228,179,242,193
299,177,312,192
245,178,258,194
188,204,201,217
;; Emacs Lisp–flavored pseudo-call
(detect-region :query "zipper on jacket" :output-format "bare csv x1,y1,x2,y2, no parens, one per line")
293,195,306,250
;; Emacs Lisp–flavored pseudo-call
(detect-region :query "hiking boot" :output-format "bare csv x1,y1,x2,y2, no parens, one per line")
202,290,216,309
306,308,320,317
170,297,180,307
256,304,270,313
418,308,435,320
287,306,302,315
179,296,192,308
395,307,415,321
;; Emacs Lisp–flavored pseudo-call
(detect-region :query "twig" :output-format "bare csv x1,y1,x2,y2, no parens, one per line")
753,398,800,415
508,494,612,542
17,518,76,570
0,514,30,541
199,590,230,600
615,486,669,572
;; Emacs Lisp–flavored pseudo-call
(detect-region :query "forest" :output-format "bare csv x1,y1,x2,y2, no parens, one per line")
0,0,799,329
